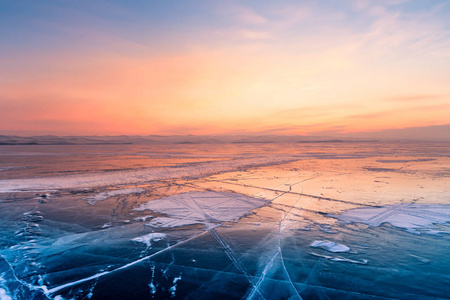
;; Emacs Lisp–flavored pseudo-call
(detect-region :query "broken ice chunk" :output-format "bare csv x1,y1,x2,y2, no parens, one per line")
310,240,350,253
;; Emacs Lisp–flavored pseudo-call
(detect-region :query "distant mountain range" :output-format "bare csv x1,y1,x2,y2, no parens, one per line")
0,124,448,145
344,124,450,142
0,135,368,145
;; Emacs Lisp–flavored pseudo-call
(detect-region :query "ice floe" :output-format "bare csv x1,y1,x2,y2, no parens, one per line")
132,233,167,247
84,188,145,205
310,240,350,253
134,191,269,226
332,203,450,233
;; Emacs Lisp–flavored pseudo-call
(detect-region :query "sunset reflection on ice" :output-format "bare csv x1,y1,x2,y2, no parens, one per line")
0,142,449,299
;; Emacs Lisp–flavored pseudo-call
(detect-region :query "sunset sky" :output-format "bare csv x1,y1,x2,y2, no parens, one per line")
1,0,449,136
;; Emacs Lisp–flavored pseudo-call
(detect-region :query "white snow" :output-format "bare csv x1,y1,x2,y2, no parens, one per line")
101,223,112,229
132,233,167,247
0,288,11,300
169,275,182,297
149,282,156,295
310,240,350,253
84,188,145,205
145,217,202,228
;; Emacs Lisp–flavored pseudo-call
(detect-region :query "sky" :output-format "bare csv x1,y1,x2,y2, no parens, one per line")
0,0,449,137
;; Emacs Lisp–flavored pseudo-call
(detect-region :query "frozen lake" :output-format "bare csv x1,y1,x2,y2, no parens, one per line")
0,142,449,299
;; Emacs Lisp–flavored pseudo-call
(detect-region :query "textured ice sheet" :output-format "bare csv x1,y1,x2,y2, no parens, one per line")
333,203,450,231
84,188,145,205
134,191,269,225
0,156,294,192
310,241,350,253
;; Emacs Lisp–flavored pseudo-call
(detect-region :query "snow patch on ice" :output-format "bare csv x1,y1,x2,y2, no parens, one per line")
145,217,201,228
132,233,166,247
134,191,269,226
310,240,350,253
0,289,11,300
85,188,145,205
332,203,450,233
169,275,182,297
148,264,157,295
0,275,11,300
101,222,112,229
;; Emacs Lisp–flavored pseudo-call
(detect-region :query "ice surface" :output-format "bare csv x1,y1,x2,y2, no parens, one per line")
134,191,270,224
333,203,450,232
0,156,294,193
84,188,145,205
310,240,350,253
51,232,89,246
132,233,166,247
376,158,435,163
1,143,449,299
